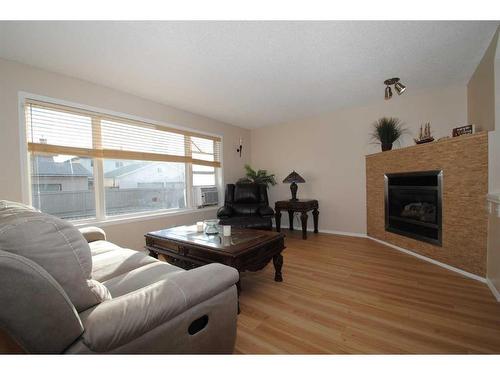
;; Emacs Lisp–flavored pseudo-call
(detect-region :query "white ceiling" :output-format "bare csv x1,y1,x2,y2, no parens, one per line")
0,21,498,128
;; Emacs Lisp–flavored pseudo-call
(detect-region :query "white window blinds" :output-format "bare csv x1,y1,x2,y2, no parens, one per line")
25,99,222,167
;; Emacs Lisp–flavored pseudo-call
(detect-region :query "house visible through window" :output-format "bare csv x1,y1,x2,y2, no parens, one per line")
30,155,95,220
32,183,62,192
103,159,186,216
25,99,222,220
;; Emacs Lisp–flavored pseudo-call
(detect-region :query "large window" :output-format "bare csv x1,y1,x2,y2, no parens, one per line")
25,99,222,221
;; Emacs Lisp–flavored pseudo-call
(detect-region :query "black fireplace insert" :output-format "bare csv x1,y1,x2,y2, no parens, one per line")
384,170,442,246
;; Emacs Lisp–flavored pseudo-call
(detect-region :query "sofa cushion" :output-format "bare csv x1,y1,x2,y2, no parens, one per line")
78,263,239,353
91,244,158,282
89,239,122,257
0,200,110,312
103,262,183,297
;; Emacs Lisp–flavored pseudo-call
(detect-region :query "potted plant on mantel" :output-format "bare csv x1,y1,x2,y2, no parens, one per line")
237,164,277,189
371,117,406,151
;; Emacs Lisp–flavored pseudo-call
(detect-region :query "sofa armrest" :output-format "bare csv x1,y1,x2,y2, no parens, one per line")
81,263,239,352
258,206,275,217
79,227,106,243
217,206,233,218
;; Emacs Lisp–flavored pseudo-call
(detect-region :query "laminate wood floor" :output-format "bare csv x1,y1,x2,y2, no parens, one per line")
234,230,500,354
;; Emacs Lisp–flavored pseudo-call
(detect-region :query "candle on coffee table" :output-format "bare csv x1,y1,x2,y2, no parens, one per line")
196,221,204,232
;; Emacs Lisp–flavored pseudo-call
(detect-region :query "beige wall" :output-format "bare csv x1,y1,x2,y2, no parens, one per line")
486,30,500,296
0,57,251,249
490,130,500,193
487,197,500,299
468,29,498,133
467,25,500,295
251,85,467,235
490,32,500,193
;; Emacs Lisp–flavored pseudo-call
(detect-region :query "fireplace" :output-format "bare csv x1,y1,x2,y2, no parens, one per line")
384,170,442,246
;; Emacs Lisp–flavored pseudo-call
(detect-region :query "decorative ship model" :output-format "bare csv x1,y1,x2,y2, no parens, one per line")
414,122,434,144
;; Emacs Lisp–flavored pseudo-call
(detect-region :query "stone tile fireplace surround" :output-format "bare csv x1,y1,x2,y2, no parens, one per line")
366,132,488,277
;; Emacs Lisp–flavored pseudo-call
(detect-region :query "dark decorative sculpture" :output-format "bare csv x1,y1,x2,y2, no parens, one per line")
283,171,305,201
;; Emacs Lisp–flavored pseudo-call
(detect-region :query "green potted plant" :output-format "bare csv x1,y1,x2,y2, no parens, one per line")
371,117,406,151
237,164,277,188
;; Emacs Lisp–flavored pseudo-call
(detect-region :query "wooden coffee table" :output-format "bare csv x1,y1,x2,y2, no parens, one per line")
145,225,286,292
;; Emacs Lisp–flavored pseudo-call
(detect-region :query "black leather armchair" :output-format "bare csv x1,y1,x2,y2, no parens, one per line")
217,184,274,230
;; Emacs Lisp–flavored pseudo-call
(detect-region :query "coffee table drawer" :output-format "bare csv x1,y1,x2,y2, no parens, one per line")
146,237,180,253
147,238,226,264
184,247,227,264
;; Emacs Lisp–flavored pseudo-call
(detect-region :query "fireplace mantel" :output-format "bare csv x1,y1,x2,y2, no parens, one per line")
366,132,488,277
366,131,488,158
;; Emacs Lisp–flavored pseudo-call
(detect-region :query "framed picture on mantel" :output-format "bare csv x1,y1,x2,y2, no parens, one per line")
452,124,475,137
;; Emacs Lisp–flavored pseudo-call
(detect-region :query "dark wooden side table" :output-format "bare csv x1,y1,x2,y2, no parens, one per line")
275,199,319,239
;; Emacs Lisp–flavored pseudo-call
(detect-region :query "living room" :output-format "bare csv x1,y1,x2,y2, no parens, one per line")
1,1,500,372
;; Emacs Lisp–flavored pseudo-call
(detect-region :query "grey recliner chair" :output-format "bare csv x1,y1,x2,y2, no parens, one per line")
0,200,239,354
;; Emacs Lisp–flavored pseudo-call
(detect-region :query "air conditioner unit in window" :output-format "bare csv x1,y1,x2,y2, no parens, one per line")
193,186,219,208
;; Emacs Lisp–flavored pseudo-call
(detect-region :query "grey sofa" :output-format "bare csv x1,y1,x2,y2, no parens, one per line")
0,200,239,354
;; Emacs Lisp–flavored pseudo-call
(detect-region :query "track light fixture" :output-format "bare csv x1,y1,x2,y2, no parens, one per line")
385,85,392,100
395,81,406,95
384,77,406,100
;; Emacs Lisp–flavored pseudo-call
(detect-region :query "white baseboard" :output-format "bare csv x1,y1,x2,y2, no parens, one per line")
315,228,367,238
486,279,500,302
271,225,367,239
368,236,487,284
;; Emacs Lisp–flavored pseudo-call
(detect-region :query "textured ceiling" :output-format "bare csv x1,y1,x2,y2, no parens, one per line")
0,21,498,128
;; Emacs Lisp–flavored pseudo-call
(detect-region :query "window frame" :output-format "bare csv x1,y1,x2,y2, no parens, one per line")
19,92,224,225
190,135,218,188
